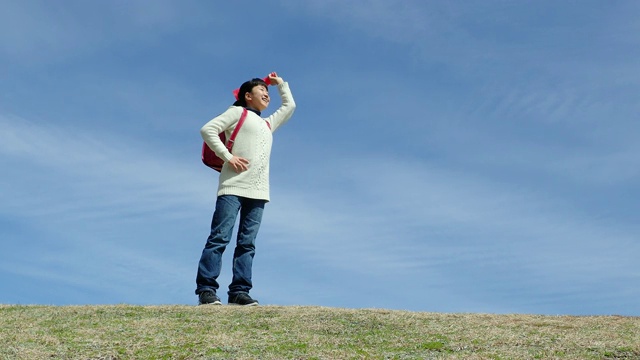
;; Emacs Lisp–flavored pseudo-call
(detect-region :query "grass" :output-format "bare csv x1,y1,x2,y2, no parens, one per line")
1,304,639,359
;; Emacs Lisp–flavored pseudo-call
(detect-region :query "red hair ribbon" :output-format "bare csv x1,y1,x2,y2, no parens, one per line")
233,75,272,100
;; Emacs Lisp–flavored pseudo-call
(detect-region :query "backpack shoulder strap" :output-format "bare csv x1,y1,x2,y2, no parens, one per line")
225,108,248,151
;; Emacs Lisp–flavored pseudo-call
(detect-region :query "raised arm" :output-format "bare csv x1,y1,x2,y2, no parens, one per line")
265,72,296,131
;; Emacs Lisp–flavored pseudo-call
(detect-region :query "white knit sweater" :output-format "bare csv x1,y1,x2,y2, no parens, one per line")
200,82,296,201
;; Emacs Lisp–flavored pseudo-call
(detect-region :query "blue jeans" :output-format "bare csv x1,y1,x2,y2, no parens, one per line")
195,195,266,296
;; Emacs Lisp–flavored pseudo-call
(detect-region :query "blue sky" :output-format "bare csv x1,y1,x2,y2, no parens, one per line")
1,1,639,316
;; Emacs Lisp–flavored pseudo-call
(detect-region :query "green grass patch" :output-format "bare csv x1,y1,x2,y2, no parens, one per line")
0,304,638,359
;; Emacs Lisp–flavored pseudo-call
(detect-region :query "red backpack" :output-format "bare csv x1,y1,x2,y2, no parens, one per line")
201,108,248,172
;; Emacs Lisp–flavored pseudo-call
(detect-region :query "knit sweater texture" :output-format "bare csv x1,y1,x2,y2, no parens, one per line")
200,82,296,201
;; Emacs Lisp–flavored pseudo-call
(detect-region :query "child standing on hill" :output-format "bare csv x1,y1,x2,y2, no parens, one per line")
195,72,296,306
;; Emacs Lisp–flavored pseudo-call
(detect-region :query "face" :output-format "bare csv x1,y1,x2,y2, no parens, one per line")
245,85,270,111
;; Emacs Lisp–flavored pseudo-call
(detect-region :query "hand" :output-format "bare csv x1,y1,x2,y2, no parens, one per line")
267,71,283,85
228,156,249,173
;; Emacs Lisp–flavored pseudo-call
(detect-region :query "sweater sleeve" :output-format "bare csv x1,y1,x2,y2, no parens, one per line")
265,82,296,132
200,106,243,162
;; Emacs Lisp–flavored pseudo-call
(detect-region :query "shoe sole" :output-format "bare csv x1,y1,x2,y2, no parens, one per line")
198,300,222,305
228,302,259,306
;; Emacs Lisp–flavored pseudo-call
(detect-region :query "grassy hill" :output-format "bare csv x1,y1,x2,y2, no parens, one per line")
1,304,638,359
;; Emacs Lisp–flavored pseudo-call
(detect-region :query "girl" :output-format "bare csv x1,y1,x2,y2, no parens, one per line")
195,72,296,305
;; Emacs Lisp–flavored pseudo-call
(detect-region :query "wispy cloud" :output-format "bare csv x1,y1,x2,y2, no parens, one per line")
1,1,638,315
0,114,211,220
2,101,638,312
0,0,213,63
0,113,214,301
265,149,640,312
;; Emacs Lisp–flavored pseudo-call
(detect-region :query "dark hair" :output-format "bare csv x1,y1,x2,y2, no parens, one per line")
233,78,269,107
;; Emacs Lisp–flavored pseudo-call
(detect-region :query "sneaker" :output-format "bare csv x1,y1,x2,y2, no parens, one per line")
198,291,222,305
228,293,259,306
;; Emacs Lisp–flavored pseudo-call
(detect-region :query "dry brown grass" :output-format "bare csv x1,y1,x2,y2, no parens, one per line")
1,304,638,359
